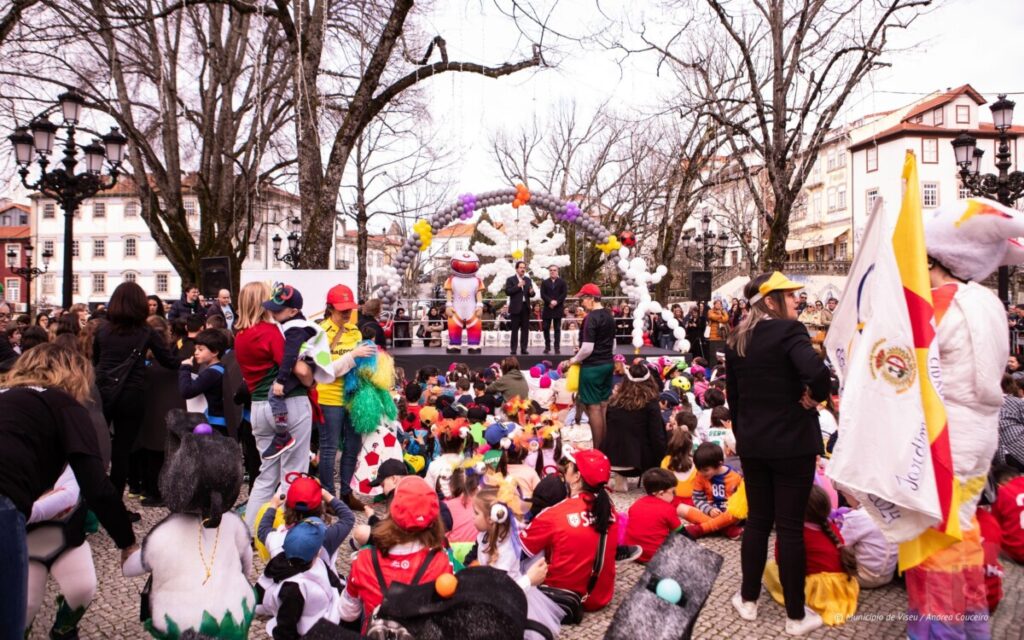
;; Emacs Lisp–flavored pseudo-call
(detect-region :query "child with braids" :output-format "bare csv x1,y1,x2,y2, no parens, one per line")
445,463,483,563
474,488,561,639
763,485,860,626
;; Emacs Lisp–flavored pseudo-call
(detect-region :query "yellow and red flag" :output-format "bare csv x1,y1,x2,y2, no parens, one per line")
893,151,961,571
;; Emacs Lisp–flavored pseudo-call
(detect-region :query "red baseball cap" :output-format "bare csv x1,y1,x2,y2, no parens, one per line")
575,283,602,298
573,449,611,487
326,284,357,311
390,476,440,532
285,472,322,512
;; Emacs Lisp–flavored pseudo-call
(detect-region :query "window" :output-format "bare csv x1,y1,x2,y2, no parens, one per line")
923,182,939,208
5,278,19,303
124,237,137,258
122,272,137,284
827,188,837,212
156,273,169,293
839,241,848,260
959,185,971,199
837,150,847,168
250,242,262,260
1,214,10,226
71,240,79,258
93,202,106,218
932,108,943,126
43,240,54,256
866,146,878,172
837,186,847,210
92,273,106,295
827,149,837,171
922,138,939,164
71,274,79,295
5,244,19,265
184,199,198,218
93,239,105,258
42,274,55,295
956,105,970,124
124,202,138,217
812,193,822,218
913,114,923,124
866,188,880,212
43,203,55,219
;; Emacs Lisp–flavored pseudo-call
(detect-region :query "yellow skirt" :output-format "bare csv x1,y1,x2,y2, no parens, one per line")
763,560,860,626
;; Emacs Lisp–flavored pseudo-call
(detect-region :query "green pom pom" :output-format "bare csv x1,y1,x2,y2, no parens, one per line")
350,386,384,435
377,386,398,421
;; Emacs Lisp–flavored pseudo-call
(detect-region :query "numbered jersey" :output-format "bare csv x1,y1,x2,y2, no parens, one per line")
994,476,1024,562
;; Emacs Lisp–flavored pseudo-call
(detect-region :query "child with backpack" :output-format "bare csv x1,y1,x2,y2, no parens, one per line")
178,329,231,433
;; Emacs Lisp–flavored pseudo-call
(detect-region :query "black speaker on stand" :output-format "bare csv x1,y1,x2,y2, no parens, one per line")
200,256,232,298
690,270,712,301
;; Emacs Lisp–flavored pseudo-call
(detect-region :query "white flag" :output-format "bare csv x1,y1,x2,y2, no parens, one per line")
824,200,942,542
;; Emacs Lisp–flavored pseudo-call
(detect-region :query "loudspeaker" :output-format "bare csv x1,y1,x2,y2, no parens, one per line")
690,270,712,301
200,256,232,298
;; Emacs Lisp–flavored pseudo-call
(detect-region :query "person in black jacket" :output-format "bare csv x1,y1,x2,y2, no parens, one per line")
540,265,567,354
167,283,206,322
504,261,535,355
357,298,387,350
94,283,181,501
0,344,138,636
724,272,831,636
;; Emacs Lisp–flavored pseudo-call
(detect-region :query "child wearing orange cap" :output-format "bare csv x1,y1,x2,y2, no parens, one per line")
338,476,454,631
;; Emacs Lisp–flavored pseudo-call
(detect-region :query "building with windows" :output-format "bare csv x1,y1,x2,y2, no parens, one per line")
30,175,310,308
0,200,33,312
849,84,1024,253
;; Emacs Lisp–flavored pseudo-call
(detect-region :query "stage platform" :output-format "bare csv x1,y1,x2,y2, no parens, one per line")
387,345,682,373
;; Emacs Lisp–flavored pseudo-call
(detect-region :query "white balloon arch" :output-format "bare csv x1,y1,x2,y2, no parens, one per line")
375,184,690,353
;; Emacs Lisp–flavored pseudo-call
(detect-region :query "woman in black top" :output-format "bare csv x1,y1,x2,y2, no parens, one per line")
0,343,137,636
601,363,667,486
93,283,179,500
725,272,831,634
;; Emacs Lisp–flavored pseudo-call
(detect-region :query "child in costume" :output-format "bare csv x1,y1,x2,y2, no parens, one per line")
343,338,402,499
474,488,562,639
836,490,897,588
123,422,255,638
424,418,474,497
445,462,483,563
625,468,684,563
762,485,859,626
257,517,346,638
24,467,96,640
262,283,335,460
661,428,697,513
255,472,355,564
684,442,743,539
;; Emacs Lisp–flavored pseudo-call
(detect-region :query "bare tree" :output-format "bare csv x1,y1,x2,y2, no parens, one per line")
0,0,42,45
643,0,930,270
705,161,772,274
491,103,666,290
0,1,295,290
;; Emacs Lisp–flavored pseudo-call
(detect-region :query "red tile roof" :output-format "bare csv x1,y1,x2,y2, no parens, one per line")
0,226,32,240
0,203,30,215
850,122,1024,151
901,84,986,123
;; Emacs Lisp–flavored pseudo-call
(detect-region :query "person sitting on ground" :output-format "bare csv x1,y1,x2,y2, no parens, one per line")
991,463,1024,563
625,468,685,563
836,489,897,589
685,442,743,540
661,428,697,514
486,357,529,403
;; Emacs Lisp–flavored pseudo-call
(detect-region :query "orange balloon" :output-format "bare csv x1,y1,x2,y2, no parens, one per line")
513,199,522,208
435,573,458,599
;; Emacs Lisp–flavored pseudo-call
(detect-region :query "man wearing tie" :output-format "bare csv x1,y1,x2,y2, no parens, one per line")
540,265,568,354
504,261,535,355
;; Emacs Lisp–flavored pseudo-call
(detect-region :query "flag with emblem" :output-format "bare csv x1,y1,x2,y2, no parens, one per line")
825,156,943,549
891,151,961,571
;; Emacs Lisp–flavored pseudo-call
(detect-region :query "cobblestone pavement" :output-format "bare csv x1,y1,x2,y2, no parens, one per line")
28,488,1024,639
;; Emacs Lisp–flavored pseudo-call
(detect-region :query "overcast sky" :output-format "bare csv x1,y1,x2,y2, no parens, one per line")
418,0,1024,198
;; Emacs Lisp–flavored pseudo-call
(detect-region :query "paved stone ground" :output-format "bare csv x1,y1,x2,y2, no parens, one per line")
29,488,1024,639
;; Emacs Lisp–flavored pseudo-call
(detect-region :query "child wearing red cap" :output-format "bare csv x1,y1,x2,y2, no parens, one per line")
339,476,454,630
520,449,620,614
256,472,356,566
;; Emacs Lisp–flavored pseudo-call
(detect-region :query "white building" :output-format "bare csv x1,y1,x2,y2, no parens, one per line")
31,175,310,307
849,84,1023,252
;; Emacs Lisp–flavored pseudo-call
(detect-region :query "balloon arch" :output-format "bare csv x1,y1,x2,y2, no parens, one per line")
375,184,690,352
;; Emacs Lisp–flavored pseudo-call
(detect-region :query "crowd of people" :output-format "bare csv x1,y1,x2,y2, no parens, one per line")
0,255,1021,640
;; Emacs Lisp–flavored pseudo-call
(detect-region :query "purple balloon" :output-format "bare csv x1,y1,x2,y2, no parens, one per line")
193,423,213,435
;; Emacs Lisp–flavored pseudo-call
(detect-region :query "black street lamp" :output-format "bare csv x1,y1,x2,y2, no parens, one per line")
682,211,731,270
272,216,302,269
6,244,52,318
8,90,127,309
950,93,1024,304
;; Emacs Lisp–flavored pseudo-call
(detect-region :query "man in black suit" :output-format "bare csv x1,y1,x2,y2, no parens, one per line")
504,261,535,355
540,265,567,354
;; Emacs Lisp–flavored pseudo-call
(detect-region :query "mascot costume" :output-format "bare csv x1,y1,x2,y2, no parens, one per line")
445,250,484,354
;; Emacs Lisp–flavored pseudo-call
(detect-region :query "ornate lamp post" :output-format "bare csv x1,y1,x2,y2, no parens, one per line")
272,215,302,269
682,211,731,270
950,94,1024,304
6,244,52,318
8,90,127,308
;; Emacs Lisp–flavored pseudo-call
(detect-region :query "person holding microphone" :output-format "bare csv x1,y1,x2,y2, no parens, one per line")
505,261,535,355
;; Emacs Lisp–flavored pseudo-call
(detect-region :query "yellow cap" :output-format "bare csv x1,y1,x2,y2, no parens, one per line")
749,271,803,304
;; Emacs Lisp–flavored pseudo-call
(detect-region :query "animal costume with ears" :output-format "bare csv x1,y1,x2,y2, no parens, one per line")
122,413,255,639
904,198,1020,640
344,340,402,498
445,251,485,353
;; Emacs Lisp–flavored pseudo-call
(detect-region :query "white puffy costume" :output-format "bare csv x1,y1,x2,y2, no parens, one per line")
445,250,485,353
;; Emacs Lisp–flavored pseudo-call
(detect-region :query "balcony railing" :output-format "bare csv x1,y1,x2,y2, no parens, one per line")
783,260,852,275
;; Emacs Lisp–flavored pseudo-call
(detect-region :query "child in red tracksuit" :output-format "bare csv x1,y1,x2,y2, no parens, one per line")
992,465,1024,563
685,442,742,539
625,468,684,562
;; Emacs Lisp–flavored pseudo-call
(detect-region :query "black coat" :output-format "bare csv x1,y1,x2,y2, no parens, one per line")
540,277,568,319
504,275,535,316
601,399,667,473
725,319,831,459
357,313,388,349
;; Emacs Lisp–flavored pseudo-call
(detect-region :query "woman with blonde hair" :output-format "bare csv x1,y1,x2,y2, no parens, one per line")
725,272,831,635
0,344,138,636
